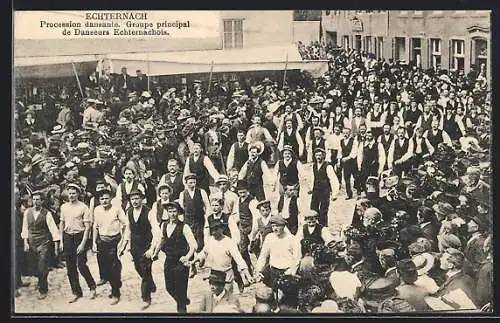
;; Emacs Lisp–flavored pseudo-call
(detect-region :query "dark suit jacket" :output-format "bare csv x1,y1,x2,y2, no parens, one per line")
463,234,487,279
475,259,493,307
134,76,148,93
115,73,132,90
432,271,477,307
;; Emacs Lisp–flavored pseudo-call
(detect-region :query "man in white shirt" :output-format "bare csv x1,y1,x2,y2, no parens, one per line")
212,175,239,222
197,220,253,296
254,215,301,292
92,189,129,305
308,147,340,226
21,191,61,299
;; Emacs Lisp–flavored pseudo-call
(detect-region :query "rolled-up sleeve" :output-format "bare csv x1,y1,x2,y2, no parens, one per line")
46,211,61,241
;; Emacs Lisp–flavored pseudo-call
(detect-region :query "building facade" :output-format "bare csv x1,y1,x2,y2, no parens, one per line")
219,11,294,49
322,10,490,75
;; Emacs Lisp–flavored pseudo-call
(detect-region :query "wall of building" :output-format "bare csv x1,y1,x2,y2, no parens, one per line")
220,10,294,48
322,10,490,74
293,21,320,44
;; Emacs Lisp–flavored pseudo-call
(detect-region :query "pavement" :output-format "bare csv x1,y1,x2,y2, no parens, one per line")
14,163,357,314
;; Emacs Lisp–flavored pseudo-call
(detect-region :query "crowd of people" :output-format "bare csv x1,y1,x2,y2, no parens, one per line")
14,47,492,313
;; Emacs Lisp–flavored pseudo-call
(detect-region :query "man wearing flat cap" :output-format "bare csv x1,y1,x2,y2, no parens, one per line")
254,215,300,292
158,159,184,201
92,188,129,305
198,270,242,313
114,167,146,213
307,146,340,226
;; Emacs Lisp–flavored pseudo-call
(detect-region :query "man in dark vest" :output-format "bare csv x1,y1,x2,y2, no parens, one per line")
406,127,434,169
179,173,210,278
151,201,198,313
308,147,340,226
273,145,301,196
424,118,453,153
239,141,271,201
149,184,173,226
295,210,335,255
183,142,220,194
226,129,249,172
357,129,385,195
277,184,299,235
236,180,259,279
442,106,463,141
278,118,304,159
337,127,358,199
307,127,327,163
115,166,145,213
387,126,411,178
21,191,61,299
127,189,158,310
377,124,395,171
158,159,184,201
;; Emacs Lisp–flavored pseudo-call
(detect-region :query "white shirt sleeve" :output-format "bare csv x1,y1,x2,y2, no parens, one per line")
203,156,220,181
326,164,340,198
226,144,236,171
46,211,62,241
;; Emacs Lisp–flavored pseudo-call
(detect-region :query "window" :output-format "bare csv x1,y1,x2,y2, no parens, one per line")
365,36,372,53
430,38,442,69
411,38,422,67
355,35,362,50
394,37,406,60
451,39,465,71
325,10,330,16
376,37,384,58
343,35,350,50
223,19,243,49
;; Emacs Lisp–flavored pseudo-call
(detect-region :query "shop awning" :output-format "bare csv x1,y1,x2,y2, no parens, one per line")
14,44,329,79
106,44,329,77
14,54,104,79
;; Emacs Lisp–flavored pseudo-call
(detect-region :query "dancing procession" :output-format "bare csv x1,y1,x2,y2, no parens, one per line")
13,10,492,314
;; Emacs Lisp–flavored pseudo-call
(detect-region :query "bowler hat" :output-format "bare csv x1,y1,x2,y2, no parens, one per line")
164,201,184,214
281,144,295,156
363,277,398,308
236,180,249,191
207,270,229,285
128,188,145,199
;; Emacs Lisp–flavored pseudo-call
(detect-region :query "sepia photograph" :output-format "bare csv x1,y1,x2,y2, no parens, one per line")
12,10,492,314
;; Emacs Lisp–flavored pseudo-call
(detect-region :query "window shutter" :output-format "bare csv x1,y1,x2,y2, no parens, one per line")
449,39,452,70
427,38,431,68
392,37,395,59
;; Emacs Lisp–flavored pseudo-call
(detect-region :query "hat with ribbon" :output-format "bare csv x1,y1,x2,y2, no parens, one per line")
256,200,271,209
411,252,435,276
236,179,249,191
163,201,184,214
51,124,66,134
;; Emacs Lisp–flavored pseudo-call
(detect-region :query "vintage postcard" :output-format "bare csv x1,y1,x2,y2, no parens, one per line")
13,10,492,315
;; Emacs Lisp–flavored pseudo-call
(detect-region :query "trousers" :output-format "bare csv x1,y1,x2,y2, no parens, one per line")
97,234,122,298
29,241,51,294
131,247,156,302
63,232,96,297
310,189,330,227
164,255,189,313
